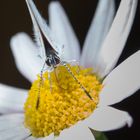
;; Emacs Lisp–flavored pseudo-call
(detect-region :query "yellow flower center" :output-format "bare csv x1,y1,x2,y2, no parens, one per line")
24,65,102,137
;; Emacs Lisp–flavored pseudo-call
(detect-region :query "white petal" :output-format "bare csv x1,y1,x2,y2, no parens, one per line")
0,84,28,114
25,134,54,140
80,0,115,68
83,106,132,131
10,32,44,82
36,134,54,140
25,136,36,140
49,1,80,62
99,51,140,106
0,114,31,140
25,134,55,140
56,123,95,140
96,0,138,77
11,135,33,140
0,113,24,130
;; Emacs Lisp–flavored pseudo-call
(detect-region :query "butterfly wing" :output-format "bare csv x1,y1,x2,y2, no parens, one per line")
25,0,61,61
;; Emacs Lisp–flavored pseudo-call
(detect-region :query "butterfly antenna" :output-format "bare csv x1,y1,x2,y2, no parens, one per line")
63,63,93,100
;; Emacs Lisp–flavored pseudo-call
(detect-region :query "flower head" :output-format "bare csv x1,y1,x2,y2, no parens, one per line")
0,0,139,140
24,66,102,137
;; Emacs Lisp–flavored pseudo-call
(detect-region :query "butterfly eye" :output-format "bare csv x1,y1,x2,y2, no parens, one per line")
45,53,60,67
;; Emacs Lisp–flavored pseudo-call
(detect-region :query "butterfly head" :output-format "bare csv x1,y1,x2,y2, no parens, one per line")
45,50,60,68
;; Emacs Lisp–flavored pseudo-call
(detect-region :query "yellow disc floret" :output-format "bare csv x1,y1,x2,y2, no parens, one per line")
24,65,102,137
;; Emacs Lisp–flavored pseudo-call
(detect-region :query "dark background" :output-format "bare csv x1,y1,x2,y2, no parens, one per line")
0,0,139,139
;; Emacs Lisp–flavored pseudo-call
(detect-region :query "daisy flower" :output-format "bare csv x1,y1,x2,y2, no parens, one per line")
0,0,140,140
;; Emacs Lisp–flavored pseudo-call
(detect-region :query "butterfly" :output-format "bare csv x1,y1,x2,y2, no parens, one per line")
25,0,92,108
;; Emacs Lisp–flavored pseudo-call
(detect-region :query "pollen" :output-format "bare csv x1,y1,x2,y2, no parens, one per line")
24,65,102,137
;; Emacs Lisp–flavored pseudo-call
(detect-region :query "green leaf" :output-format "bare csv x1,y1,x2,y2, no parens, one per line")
91,129,108,140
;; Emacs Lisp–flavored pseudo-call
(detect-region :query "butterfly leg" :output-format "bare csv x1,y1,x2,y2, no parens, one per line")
48,71,52,93
22,134,32,140
66,60,81,74
36,62,46,109
61,61,93,100
53,68,66,90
